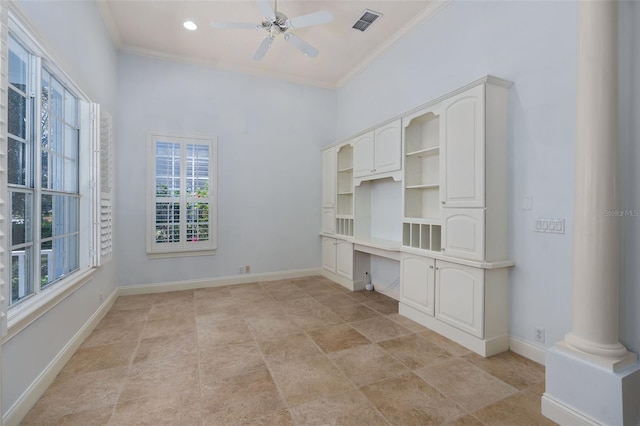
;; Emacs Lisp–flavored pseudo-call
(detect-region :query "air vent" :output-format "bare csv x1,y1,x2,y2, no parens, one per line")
352,9,382,32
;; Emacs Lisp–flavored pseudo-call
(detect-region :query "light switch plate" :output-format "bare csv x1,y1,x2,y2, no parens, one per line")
535,218,565,234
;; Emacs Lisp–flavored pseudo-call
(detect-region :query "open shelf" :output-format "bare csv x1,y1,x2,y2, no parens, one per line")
336,144,354,222
405,187,441,220
406,146,439,158
336,217,354,236
404,111,440,153
405,183,439,190
403,222,442,252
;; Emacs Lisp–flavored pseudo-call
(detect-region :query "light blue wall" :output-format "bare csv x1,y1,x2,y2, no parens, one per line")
3,0,119,416
336,0,578,350
115,53,337,286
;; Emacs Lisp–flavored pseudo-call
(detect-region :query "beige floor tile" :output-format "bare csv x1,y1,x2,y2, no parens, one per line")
197,319,254,348
330,304,381,322
328,344,409,387
364,298,399,315
386,313,429,333
238,302,288,321
23,367,127,423
81,321,145,348
134,330,197,363
98,307,149,328
415,358,518,411
314,293,360,308
278,296,324,310
285,306,345,330
120,353,199,402
246,315,301,339
22,406,114,426
267,286,309,301
257,332,323,365
201,369,284,424
361,373,465,425
260,280,298,291
308,324,371,353
152,289,194,305
269,354,353,405
350,316,413,342
444,414,486,426
196,308,242,328
347,290,393,303
420,329,472,357
148,301,196,320
195,297,239,316
301,284,344,297
110,294,155,311
238,410,294,426
471,390,557,425
463,351,545,390
199,340,267,383
59,342,137,377
194,285,233,299
141,316,196,339
111,389,202,426
289,389,388,425
379,334,453,369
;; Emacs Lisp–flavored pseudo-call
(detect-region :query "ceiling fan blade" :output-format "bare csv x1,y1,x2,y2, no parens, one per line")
256,0,276,21
284,33,319,58
287,11,333,29
253,36,273,60
210,21,259,30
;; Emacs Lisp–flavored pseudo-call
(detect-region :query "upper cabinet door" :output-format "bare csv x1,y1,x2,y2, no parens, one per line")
322,147,336,207
353,131,375,177
373,119,402,174
440,85,485,208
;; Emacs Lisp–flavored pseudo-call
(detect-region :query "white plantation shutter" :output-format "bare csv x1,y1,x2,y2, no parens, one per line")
90,104,113,266
0,1,8,336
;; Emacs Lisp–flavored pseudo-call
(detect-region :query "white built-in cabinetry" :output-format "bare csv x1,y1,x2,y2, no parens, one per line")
322,147,336,234
353,120,402,182
321,76,513,357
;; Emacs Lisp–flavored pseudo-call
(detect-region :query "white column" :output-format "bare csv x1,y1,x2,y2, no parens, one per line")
564,0,628,361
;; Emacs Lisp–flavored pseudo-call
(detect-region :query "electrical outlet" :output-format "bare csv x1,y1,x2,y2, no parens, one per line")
244,265,251,274
535,327,545,343
535,218,565,234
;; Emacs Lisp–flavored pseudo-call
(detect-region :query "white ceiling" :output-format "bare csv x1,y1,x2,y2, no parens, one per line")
97,0,447,88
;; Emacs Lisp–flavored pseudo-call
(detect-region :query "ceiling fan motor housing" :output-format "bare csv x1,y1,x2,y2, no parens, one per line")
262,11,289,32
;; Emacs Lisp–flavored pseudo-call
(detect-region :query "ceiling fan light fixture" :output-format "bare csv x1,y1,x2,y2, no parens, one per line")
183,20,198,31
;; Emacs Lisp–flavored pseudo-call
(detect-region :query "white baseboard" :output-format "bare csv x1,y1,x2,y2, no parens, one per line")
541,394,600,426
3,288,119,426
509,335,546,365
119,268,322,296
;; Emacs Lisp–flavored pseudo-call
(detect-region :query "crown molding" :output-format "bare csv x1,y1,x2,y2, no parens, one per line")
95,0,122,48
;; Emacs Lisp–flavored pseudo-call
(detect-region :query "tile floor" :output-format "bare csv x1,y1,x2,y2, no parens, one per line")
21,276,556,425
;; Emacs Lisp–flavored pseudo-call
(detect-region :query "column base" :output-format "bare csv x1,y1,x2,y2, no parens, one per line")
543,342,640,425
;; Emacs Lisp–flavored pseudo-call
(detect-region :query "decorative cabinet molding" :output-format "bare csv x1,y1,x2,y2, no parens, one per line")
353,132,375,178
322,208,336,234
442,208,485,261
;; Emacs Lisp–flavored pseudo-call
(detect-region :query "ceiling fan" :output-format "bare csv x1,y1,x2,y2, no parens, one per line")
210,0,333,60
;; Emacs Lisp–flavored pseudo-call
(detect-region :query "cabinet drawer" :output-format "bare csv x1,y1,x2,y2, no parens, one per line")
435,260,484,338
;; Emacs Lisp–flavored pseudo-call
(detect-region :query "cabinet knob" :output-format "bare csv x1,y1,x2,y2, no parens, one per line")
429,266,434,269
441,248,445,251
441,201,446,204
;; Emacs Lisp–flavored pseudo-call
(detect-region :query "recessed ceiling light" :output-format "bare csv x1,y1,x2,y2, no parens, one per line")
183,21,198,31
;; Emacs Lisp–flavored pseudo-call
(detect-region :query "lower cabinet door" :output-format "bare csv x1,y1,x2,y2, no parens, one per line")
322,237,337,273
400,254,435,316
336,241,354,279
435,260,484,338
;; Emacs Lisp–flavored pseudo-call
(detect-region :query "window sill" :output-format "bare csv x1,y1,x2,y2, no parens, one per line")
5,268,96,342
146,249,217,259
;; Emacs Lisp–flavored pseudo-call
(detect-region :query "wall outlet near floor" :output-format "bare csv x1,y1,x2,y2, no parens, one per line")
535,327,546,343
244,265,251,274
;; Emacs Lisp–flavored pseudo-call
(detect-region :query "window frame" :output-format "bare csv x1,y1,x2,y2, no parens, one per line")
4,10,98,338
146,132,218,257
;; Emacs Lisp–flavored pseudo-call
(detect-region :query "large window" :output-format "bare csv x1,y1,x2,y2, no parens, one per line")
8,35,80,305
147,133,217,256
